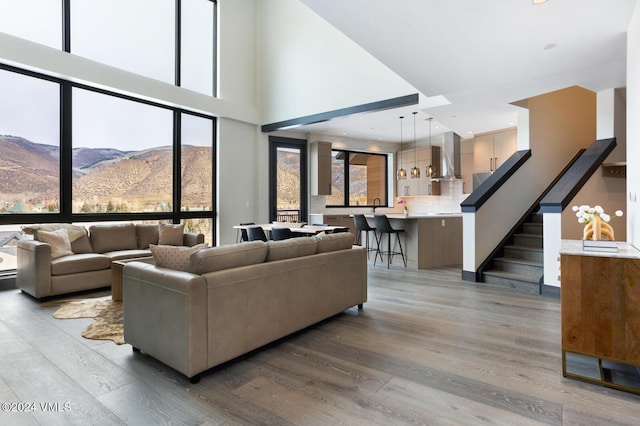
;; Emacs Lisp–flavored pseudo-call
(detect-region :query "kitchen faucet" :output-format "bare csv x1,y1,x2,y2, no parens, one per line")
373,197,381,213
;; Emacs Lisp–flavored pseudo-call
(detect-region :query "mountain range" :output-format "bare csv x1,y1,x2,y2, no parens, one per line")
0,135,212,211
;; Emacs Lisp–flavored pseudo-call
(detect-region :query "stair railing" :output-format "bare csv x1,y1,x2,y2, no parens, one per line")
474,148,588,283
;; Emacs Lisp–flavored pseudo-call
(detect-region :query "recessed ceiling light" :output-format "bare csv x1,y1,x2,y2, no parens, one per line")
532,0,548,4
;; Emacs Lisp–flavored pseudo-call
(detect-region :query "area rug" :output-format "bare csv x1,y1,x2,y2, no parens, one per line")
48,296,124,345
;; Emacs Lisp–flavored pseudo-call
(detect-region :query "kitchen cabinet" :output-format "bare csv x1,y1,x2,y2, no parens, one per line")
473,128,516,173
396,147,431,196
311,141,332,195
377,215,462,269
321,214,354,232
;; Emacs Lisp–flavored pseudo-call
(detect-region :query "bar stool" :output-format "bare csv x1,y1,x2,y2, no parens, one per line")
353,214,377,258
373,215,406,268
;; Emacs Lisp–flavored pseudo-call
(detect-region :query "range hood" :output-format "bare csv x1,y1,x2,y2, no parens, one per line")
431,132,461,179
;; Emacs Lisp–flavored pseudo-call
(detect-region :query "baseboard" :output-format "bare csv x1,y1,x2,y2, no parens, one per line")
461,270,478,282
540,284,560,299
0,275,16,291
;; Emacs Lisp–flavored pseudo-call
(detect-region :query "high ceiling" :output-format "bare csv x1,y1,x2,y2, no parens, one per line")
293,0,636,142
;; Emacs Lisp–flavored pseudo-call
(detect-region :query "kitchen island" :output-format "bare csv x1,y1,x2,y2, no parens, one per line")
363,213,462,269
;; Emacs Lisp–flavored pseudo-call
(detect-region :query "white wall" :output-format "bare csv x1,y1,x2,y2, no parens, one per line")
217,119,263,244
216,0,262,244
628,2,640,248
219,0,257,108
561,88,627,242
257,0,421,124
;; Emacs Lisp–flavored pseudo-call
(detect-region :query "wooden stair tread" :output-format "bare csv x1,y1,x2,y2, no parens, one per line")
505,244,543,252
482,269,541,284
494,257,543,267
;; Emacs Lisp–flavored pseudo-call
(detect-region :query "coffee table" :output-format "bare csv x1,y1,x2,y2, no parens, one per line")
111,257,154,301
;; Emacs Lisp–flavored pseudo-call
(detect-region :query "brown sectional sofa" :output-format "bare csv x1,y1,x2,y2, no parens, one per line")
123,232,367,382
17,222,204,299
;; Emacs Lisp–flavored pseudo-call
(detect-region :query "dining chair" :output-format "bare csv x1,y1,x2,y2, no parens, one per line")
271,227,295,241
247,226,268,242
238,222,255,243
373,215,406,268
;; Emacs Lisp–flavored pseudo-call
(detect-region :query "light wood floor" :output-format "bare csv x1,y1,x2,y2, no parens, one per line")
1,263,640,425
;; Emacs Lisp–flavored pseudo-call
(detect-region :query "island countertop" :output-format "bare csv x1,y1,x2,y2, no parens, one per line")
363,212,463,219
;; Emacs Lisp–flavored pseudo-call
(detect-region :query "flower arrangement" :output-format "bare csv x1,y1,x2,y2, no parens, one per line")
397,199,408,215
572,205,623,240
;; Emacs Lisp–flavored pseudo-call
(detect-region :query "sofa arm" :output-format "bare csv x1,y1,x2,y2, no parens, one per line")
16,240,53,299
183,232,205,247
123,262,208,379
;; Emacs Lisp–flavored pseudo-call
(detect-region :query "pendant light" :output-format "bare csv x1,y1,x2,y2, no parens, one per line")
410,112,420,178
397,116,407,180
426,117,434,177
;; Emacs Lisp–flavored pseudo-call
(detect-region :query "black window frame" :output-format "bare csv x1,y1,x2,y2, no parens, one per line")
62,0,217,95
326,149,389,208
0,63,217,236
268,136,308,223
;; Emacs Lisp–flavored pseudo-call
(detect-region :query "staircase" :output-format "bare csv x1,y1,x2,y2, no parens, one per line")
482,213,544,295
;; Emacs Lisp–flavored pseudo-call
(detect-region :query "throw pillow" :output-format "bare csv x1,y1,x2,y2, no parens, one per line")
150,243,206,271
158,223,185,246
37,229,74,259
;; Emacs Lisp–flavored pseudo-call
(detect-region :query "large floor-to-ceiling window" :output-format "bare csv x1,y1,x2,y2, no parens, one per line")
0,1,217,274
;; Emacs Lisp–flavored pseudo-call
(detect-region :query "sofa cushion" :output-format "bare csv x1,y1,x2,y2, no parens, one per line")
102,249,153,261
314,232,355,253
150,243,207,271
89,223,137,253
266,237,317,261
136,224,159,249
51,253,111,276
37,229,74,259
187,241,268,275
70,233,94,254
158,223,185,246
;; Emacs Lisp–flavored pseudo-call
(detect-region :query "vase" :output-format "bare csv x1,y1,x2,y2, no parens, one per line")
404,208,409,217
583,215,615,241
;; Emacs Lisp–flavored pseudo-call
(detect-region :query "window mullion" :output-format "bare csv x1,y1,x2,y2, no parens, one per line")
63,0,71,52
175,0,181,87
61,82,73,221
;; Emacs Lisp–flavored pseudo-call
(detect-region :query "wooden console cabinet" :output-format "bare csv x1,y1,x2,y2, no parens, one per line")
560,240,640,394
